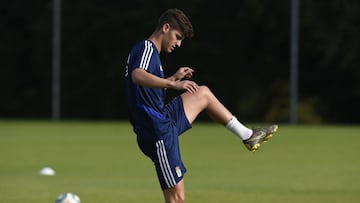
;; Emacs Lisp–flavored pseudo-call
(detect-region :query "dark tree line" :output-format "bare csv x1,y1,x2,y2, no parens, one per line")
1,0,359,123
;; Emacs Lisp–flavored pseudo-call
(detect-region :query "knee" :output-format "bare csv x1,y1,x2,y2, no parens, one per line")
165,192,185,203
174,193,185,203
164,184,185,203
198,85,210,92
197,85,212,97
197,85,215,101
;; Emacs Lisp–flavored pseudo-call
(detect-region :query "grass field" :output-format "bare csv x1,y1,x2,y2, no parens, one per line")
1,121,359,203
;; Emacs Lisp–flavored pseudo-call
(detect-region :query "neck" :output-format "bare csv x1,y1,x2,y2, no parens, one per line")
148,32,162,53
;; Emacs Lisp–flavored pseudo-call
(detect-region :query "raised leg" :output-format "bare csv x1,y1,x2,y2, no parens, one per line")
181,85,232,125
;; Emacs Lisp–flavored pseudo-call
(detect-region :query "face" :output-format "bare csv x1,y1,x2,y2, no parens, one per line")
162,24,184,53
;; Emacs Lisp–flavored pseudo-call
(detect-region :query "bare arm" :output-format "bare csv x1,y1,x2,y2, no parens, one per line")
132,67,199,93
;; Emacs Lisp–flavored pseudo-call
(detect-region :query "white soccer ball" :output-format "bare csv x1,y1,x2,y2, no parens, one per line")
55,192,81,203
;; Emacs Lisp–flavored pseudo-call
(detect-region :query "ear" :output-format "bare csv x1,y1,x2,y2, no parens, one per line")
162,23,170,33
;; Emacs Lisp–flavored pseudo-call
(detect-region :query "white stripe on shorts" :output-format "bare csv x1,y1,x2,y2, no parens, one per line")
156,140,176,188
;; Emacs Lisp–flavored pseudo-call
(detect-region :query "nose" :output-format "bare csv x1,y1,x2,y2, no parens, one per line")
176,40,182,47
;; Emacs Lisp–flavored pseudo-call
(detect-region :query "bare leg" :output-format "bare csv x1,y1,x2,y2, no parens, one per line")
161,86,227,203
163,179,185,203
181,85,232,125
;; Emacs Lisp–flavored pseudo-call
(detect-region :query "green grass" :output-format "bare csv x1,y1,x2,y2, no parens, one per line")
1,121,359,203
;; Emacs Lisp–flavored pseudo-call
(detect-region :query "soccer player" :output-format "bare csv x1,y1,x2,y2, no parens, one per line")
125,8,278,203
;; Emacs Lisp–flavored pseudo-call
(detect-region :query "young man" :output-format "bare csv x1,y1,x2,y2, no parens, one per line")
125,8,278,203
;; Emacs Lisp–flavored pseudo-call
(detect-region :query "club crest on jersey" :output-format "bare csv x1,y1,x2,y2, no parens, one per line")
175,166,182,177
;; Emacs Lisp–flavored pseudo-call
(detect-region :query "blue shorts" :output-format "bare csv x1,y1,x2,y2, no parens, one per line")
135,96,192,190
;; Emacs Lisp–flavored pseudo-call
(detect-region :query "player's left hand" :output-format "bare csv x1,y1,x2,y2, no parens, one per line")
173,67,194,81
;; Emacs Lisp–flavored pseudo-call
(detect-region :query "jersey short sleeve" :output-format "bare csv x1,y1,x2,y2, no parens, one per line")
125,40,166,123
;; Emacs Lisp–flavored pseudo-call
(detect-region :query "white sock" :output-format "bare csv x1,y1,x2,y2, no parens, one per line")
225,116,253,140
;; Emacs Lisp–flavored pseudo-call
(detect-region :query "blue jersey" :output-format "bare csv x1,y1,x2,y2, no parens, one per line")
125,39,191,190
125,40,168,134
